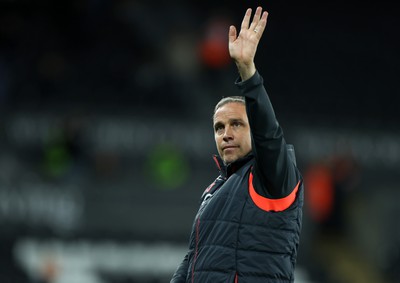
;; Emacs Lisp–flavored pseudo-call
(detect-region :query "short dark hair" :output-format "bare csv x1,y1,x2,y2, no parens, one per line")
213,96,246,119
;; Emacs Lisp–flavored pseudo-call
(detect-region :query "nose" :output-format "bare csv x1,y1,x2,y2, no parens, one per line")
223,126,233,141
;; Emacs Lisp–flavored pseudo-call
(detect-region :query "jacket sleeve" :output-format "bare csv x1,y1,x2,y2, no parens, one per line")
170,252,189,283
235,71,302,199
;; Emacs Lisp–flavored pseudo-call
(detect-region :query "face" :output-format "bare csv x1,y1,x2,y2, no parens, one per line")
213,102,252,164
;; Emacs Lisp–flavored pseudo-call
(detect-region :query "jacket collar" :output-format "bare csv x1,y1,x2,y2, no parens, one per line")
213,153,254,178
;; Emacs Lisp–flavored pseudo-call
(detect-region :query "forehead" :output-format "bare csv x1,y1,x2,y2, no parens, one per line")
213,102,247,123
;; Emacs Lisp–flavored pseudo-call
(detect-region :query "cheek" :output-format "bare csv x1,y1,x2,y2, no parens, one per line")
244,132,252,149
214,135,222,147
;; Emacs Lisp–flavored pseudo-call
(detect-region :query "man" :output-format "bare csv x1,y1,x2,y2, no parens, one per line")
171,6,304,283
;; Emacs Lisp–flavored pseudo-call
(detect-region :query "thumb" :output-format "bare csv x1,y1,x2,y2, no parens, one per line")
228,25,237,44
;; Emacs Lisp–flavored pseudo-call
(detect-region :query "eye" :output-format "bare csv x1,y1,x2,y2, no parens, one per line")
214,124,224,134
232,121,241,128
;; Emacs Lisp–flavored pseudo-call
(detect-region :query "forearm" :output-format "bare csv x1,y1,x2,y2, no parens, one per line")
236,71,278,135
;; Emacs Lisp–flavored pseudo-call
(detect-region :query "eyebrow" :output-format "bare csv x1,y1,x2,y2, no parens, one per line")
214,118,245,128
230,118,244,124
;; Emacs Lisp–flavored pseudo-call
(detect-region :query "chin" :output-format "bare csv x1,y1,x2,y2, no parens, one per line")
223,156,237,165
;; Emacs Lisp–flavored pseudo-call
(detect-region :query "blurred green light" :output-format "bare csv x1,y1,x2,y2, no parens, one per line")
145,144,189,190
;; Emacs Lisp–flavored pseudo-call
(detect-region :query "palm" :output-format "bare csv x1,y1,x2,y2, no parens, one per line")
229,29,260,64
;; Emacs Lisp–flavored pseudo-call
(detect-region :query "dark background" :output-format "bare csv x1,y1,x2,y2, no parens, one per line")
1,0,399,282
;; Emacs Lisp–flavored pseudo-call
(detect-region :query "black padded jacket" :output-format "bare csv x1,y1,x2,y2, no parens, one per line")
171,71,304,282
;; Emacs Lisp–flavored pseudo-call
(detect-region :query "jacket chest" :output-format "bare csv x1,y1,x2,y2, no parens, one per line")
198,171,250,222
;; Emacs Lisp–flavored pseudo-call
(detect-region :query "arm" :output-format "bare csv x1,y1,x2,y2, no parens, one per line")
229,7,301,198
238,72,300,198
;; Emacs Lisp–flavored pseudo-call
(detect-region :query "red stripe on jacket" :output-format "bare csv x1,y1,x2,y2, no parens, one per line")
249,172,300,212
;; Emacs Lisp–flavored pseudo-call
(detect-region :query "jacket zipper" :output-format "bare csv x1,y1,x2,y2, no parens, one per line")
191,217,200,283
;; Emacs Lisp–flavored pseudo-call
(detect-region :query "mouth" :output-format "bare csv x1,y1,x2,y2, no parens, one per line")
222,145,238,151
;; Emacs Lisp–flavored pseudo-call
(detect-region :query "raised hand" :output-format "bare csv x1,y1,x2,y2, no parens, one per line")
228,7,268,81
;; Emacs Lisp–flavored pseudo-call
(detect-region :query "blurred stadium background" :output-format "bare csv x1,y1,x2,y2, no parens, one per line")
0,0,399,282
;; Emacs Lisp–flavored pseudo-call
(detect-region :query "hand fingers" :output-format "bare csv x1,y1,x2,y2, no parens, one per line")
241,8,252,30
249,6,263,31
253,11,268,36
240,7,268,35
